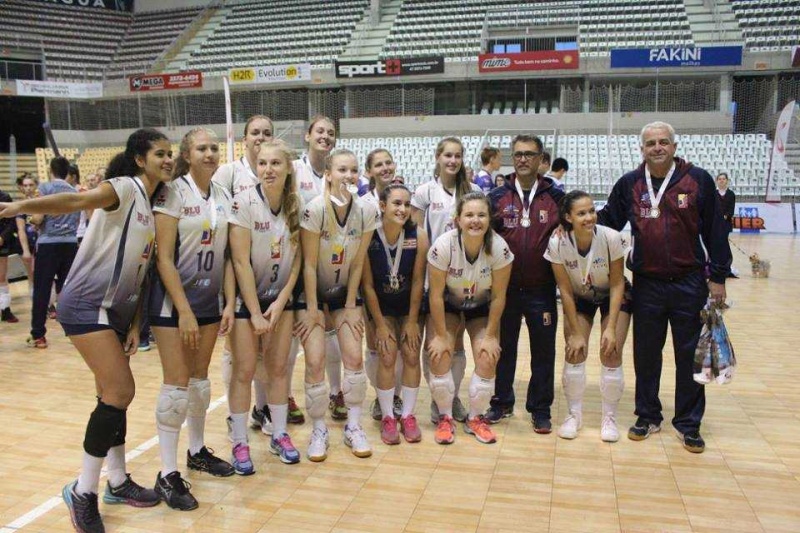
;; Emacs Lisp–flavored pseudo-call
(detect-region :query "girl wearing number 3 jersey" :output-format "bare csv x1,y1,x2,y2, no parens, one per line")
227,141,303,473
149,128,236,511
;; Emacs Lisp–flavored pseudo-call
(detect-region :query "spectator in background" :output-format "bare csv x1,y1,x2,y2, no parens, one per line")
538,151,552,176
494,174,505,188
546,158,569,192
15,173,39,295
716,172,735,233
0,185,18,323
474,146,501,193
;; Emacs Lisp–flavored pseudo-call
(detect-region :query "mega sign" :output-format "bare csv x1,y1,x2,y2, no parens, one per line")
610,46,742,68
129,72,203,92
334,57,444,78
478,50,579,72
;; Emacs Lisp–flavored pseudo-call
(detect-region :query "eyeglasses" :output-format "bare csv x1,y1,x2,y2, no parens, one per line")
512,151,542,160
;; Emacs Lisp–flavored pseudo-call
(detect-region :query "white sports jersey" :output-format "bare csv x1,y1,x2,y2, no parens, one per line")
544,225,626,303
428,229,514,311
150,174,232,319
212,157,259,197
293,155,325,204
228,184,298,311
57,177,155,333
360,188,380,210
411,177,482,242
301,194,379,302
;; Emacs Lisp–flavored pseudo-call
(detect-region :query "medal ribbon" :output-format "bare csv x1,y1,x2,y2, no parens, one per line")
514,176,538,223
377,226,404,288
568,230,596,288
644,163,676,214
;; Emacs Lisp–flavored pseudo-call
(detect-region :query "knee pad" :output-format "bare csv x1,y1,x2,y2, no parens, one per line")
325,330,341,363
187,378,211,418
342,369,367,407
600,365,624,403
0,285,10,310
305,381,329,419
111,409,127,447
84,401,126,458
429,372,455,408
469,373,494,413
365,349,378,387
155,385,189,432
562,362,586,400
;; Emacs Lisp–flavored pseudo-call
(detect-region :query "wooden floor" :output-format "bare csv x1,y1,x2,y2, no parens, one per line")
1,234,799,533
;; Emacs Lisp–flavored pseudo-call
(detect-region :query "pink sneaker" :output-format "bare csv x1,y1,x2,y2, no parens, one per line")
399,415,422,443
380,416,400,445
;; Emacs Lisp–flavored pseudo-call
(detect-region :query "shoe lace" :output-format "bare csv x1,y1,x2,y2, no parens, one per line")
233,444,250,461
436,416,453,433
275,433,297,451
382,417,396,432
75,491,102,525
198,446,223,464
167,473,192,495
403,415,418,429
311,427,328,443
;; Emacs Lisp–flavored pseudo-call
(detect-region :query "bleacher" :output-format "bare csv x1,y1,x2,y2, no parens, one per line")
731,0,800,51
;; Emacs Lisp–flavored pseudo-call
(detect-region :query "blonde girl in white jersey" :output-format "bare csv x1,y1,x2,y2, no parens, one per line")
410,137,481,424
227,141,303,473
544,190,630,443
296,149,379,460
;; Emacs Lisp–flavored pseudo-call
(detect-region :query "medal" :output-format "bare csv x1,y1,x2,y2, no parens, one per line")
650,207,661,219
389,275,400,291
520,217,531,228
514,176,538,230
644,163,675,220
377,226,404,292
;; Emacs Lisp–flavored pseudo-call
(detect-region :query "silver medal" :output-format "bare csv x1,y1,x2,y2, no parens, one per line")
389,275,400,291
650,207,660,219
520,217,531,228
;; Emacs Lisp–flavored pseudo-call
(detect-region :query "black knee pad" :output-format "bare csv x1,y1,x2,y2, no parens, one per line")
111,409,127,447
83,401,126,458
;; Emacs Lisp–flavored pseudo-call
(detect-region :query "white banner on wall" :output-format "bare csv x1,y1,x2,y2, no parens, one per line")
227,63,311,85
17,80,103,99
733,202,795,233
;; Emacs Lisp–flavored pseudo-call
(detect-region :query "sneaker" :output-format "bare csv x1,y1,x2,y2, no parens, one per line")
270,433,301,464
532,415,552,435
399,415,422,443
557,414,582,440
393,395,403,419
627,419,661,441
452,396,468,423
484,404,513,424
370,398,382,421
138,339,151,352
103,474,160,507
677,430,705,453
154,471,198,511
1,308,19,323
380,416,400,445
249,405,273,435
287,396,305,424
429,400,441,425
329,392,347,420
26,336,47,349
48,304,57,320
307,426,329,462
187,446,235,477
343,424,372,458
231,443,255,475
62,480,105,533
434,415,456,445
465,415,497,444
601,414,620,443
148,331,156,345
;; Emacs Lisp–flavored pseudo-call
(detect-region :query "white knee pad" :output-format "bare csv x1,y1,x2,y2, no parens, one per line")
187,378,211,418
0,285,10,310
429,372,455,408
342,369,367,407
155,385,189,432
365,349,378,388
562,362,586,401
304,381,329,419
468,373,494,414
600,365,624,403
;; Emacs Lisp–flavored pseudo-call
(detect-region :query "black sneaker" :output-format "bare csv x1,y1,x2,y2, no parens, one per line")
103,474,160,507
678,430,705,453
531,415,552,434
1,308,19,323
155,471,198,511
62,480,105,533
484,404,513,424
627,419,661,441
187,446,235,477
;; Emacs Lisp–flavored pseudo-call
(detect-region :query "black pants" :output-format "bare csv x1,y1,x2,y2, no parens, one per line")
632,271,708,434
491,285,558,418
31,242,77,339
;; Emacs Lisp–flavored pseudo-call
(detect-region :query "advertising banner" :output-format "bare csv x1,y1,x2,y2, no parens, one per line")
765,100,796,202
28,0,132,11
228,63,311,85
334,57,444,78
733,203,795,233
478,50,579,73
129,71,203,92
17,79,102,99
610,46,743,68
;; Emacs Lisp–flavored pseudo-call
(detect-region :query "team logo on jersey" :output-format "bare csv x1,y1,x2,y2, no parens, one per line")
254,221,270,232
192,279,212,288
431,202,445,211
678,194,689,208
331,243,345,265
271,238,282,259
300,182,314,191
302,208,311,221
543,312,552,326
402,239,417,249
231,201,239,215
502,205,519,228
184,206,201,217
503,247,511,260
200,221,213,245
565,259,578,270
430,248,439,260
136,211,152,226
141,236,154,259
480,266,491,277
154,193,167,208
539,210,549,223
448,267,463,277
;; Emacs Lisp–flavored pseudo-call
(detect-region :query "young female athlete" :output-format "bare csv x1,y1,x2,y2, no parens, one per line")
427,191,513,445
362,184,428,444
544,190,630,442
0,129,172,533
411,137,481,423
227,140,303,473
149,128,235,511
296,148,378,460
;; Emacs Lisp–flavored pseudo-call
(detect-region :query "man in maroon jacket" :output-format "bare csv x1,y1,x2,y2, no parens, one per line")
598,122,731,453
487,135,564,432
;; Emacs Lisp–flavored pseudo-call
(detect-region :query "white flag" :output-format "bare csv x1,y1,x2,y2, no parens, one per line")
765,100,795,203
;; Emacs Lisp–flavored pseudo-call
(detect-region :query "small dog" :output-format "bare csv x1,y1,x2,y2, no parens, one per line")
749,253,771,278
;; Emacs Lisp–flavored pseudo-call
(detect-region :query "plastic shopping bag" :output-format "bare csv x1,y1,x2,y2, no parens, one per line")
693,300,736,385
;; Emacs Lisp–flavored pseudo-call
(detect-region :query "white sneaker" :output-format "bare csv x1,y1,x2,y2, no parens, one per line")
557,413,582,440
601,414,620,442
343,424,372,458
307,427,329,462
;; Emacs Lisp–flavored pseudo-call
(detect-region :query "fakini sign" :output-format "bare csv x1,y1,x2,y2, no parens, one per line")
228,63,311,85
129,72,203,92
478,50,579,73
610,46,742,68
